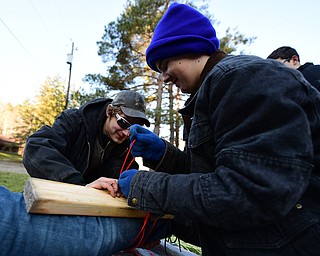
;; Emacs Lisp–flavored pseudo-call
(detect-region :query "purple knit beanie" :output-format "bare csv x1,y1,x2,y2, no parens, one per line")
146,3,220,72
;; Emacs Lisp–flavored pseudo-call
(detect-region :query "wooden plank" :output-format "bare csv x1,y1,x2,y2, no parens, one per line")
23,177,173,218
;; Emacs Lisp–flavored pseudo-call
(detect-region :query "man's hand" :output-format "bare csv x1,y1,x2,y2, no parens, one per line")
130,124,165,161
118,169,138,198
86,177,121,198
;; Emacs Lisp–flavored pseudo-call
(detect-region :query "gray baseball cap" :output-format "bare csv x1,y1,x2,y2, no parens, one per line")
112,90,150,127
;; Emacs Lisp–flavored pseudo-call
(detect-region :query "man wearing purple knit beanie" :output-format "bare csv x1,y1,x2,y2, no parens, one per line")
118,3,320,255
146,3,220,72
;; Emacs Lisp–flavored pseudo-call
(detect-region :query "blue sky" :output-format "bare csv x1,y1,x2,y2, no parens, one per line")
1,0,319,105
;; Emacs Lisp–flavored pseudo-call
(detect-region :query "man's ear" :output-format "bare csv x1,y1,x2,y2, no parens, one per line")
106,104,113,117
292,55,300,64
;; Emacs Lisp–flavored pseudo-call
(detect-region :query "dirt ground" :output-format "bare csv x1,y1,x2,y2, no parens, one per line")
0,160,28,174
0,160,148,174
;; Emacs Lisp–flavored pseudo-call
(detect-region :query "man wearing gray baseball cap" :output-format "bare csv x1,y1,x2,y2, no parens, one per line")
23,90,150,186
112,90,150,127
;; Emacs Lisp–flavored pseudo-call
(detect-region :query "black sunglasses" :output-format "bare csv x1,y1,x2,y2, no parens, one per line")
116,113,132,130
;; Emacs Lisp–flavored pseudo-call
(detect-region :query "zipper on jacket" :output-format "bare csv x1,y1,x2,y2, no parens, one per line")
100,141,111,165
82,141,91,177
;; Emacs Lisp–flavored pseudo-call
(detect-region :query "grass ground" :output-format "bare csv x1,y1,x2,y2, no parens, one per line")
0,151,22,162
0,171,29,192
0,152,29,192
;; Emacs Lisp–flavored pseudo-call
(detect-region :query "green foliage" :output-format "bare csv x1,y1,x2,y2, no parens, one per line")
220,27,256,54
85,0,168,90
71,84,112,106
168,235,202,255
84,0,170,94
13,76,66,144
0,172,29,192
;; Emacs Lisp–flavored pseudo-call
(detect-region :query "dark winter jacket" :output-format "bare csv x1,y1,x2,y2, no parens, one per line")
128,53,320,255
298,62,320,91
23,98,138,185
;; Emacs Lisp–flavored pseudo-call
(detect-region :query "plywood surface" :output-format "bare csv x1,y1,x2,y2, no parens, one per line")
23,177,172,218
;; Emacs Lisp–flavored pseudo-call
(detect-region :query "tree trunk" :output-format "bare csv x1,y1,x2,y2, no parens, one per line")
175,88,181,148
168,83,174,144
153,74,163,136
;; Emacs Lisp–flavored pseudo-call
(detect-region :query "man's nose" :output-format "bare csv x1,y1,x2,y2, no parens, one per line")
122,129,130,137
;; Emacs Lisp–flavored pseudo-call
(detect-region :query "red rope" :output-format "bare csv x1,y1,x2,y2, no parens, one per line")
127,212,160,255
119,139,159,254
129,212,150,247
120,139,136,175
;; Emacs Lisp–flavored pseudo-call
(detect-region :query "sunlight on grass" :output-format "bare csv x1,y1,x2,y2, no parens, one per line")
169,236,202,255
0,152,22,162
0,171,29,192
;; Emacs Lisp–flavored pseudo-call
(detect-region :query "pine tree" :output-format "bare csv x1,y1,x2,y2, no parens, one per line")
83,0,255,145
13,76,66,147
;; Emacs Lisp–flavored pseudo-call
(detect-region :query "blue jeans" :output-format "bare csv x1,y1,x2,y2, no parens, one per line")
0,186,171,256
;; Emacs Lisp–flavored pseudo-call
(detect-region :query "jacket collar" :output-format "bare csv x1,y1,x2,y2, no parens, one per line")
297,62,314,72
80,98,112,140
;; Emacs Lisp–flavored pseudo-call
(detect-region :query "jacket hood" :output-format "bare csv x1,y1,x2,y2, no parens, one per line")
79,98,112,139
